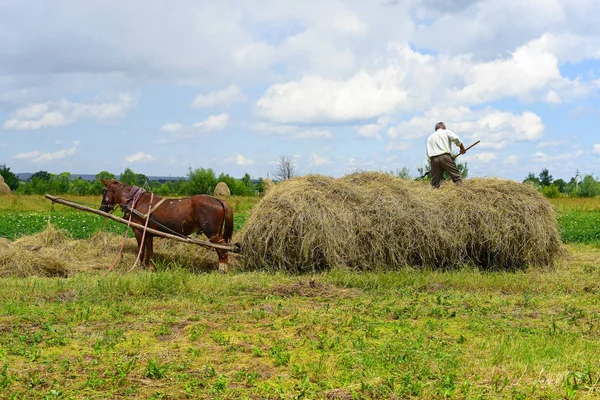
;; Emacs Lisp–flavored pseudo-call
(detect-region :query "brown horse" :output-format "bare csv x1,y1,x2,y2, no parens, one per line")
100,178,234,272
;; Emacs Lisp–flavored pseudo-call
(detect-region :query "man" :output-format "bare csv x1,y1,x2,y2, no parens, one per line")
426,122,466,188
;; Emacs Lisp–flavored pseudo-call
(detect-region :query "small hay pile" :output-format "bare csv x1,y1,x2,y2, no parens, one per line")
0,224,234,277
238,172,564,272
0,175,10,195
214,181,231,197
262,178,275,194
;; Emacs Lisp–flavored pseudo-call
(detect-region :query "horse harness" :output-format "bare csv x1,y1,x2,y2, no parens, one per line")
119,186,189,239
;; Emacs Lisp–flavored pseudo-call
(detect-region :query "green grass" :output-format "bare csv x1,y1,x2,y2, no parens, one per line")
0,256,599,399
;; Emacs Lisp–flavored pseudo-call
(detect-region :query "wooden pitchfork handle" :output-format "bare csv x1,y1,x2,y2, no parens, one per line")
420,140,481,179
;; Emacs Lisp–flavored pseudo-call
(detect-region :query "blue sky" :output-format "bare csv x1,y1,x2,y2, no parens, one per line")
1,0,599,181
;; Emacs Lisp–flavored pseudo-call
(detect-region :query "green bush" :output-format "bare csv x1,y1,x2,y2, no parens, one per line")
541,184,561,198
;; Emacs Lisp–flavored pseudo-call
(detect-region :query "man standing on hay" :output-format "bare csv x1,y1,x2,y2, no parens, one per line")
426,122,466,188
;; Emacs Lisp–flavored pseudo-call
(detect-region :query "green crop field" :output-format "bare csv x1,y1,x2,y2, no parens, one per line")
0,194,599,399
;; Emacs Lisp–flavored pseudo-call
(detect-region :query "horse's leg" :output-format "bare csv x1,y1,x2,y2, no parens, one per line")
216,248,228,274
208,232,228,273
145,236,155,270
133,228,145,263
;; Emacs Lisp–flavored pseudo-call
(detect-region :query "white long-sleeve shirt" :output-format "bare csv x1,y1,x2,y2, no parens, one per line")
426,129,462,159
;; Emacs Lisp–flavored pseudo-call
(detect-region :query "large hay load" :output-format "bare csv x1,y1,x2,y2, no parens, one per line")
238,172,563,272
214,181,231,197
0,175,10,195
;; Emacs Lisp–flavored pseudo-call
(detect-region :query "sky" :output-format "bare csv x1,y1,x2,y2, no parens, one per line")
1,0,599,182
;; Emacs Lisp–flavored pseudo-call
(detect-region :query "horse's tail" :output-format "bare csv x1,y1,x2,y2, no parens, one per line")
220,200,234,244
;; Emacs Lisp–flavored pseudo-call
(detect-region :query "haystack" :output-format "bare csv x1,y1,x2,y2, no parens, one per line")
214,181,231,197
262,178,275,194
238,172,563,272
0,175,10,195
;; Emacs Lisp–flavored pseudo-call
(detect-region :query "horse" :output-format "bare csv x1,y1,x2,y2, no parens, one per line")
99,178,234,272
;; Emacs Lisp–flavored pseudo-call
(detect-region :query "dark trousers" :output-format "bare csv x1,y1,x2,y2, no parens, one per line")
430,153,462,188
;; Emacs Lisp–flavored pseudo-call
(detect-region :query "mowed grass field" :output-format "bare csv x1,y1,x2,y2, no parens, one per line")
0,194,599,399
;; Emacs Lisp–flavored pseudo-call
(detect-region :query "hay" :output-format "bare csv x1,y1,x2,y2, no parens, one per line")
0,175,10,195
238,172,564,272
262,178,275,194
0,224,239,277
214,182,231,197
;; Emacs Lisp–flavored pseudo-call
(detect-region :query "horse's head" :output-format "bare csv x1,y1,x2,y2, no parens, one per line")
99,178,120,212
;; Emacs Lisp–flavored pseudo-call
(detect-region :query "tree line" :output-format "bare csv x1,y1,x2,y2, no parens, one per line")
0,164,265,196
523,168,599,198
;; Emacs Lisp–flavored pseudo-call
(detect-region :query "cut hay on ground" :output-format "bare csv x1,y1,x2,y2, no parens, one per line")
214,181,231,197
0,224,235,277
238,172,564,272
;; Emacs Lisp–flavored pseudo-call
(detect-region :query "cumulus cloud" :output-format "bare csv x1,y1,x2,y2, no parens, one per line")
256,69,408,123
194,113,229,132
470,152,498,163
387,106,544,149
592,144,600,155
356,117,390,140
191,84,247,108
310,153,332,166
160,123,183,132
236,154,255,165
2,94,135,130
503,155,519,165
14,141,79,163
126,152,154,163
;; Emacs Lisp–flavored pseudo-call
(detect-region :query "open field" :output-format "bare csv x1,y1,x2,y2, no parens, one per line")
0,194,599,398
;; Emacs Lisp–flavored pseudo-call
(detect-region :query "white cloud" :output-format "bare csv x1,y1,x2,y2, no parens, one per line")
2,94,135,131
386,141,411,151
594,144,600,155
0,143,7,148
126,152,154,163
14,141,79,163
357,117,390,140
310,153,332,166
470,152,498,163
256,69,408,123
251,123,331,139
236,154,255,165
194,113,229,132
503,155,519,165
294,129,332,139
387,106,544,149
538,140,566,148
191,84,247,108
2,94,135,130
160,123,183,132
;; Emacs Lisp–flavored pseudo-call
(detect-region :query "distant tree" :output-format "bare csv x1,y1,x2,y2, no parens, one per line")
577,175,599,198
273,156,297,181
183,167,217,195
0,164,20,191
523,173,541,187
70,177,91,195
30,170,52,182
120,168,137,186
553,178,567,193
539,168,553,187
49,172,71,194
255,177,265,194
135,173,149,188
95,171,116,181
